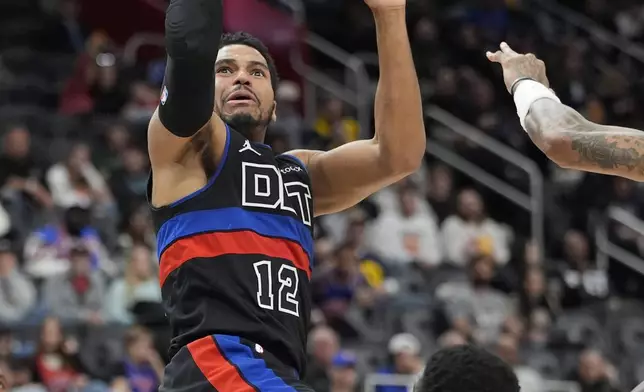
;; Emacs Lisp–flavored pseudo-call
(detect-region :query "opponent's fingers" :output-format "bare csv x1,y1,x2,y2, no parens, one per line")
500,42,518,56
486,50,505,63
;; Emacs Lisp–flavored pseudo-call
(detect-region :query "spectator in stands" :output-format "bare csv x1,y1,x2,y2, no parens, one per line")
120,82,159,125
0,125,52,237
614,4,644,41
105,245,160,325
0,241,36,325
109,148,149,226
436,330,468,348
265,133,291,155
305,326,340,392
24,206,114,278
33,317,90,392
312,242,378,337
441,188,511,267
43,244,106,325
314,98,360,149
376,333,424,392
117,206,156,254
437,253,513,344
517,267,558,323
410,16,443,82
0,329,11,361
94,123,131,177
59,32,114,115
429,67,461,116
6,358,46,392
271,80,305,148
495,334,544,392
313,237,335,272
425,164,455,224
328,351,359,392
46,142,112,210
574,350,619,392
90,57,127,116
469,79,503,137
366,182,442,271
556,230,610,309
40,0,88,54
525,308,552,347
110,326,163,392
500,316,525,342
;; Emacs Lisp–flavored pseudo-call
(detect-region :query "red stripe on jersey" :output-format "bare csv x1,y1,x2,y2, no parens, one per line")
187,336,256,392
159,230,311,286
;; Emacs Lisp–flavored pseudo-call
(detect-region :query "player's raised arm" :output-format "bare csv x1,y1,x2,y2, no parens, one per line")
148,0,227,204
487,42,644,182
288,0,426,216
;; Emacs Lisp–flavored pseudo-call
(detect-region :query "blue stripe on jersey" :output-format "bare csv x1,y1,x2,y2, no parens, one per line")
156,207,313,263
214,335,297,392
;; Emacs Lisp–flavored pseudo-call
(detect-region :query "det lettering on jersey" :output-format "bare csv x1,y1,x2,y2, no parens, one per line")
241,162,312,226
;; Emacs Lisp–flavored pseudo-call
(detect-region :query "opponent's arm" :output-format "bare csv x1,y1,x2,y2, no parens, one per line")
148,0,227,205
488,42,644,181
289,0,425,216
524,98,644,181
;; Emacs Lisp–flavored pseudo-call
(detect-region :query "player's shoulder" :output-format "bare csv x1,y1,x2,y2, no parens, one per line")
276,153,308,173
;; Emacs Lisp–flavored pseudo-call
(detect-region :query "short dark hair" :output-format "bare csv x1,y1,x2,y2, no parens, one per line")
415,345,519,392
220,31,279,92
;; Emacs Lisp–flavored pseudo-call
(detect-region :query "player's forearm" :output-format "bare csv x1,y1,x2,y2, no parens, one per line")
158,0,222,137
525,98,644,181
372,7,425,173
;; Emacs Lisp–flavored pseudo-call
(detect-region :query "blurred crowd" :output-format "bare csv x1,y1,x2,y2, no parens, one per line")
0,0,644,391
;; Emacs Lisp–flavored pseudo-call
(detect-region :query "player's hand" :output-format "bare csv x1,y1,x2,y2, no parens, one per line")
486,42,550,94
364,0,406,10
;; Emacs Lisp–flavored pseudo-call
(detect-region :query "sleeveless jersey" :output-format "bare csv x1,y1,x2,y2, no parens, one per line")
148,126,314,375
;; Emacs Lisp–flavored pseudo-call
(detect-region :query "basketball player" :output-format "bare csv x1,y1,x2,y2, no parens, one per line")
487,42,644,181
148,0,424,390
415,345,520,392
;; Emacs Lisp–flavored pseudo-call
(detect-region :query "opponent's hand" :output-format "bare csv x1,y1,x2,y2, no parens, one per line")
486,42,550,94
364,0,406,10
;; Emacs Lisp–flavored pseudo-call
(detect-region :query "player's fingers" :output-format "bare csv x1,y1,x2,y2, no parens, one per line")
500,42,518,56
486,50,504,63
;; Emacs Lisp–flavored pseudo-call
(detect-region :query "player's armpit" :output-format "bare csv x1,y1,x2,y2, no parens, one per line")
288,139,418,216
148,0,224,169
525,99,644,181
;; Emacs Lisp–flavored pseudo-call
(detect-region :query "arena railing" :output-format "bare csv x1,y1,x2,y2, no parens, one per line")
524,0,644,70
595,206,644,276
425,106,545,259
281,0,372,137
289,32,372,138
122,33,164,66
363,373,580,392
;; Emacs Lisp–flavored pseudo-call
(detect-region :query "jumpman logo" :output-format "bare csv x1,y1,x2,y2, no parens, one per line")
239,140,261,156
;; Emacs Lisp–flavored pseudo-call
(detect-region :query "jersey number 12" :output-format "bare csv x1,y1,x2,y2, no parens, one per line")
253,260,300,317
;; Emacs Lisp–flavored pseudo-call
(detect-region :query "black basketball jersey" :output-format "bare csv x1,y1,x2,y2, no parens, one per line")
148,126,314,375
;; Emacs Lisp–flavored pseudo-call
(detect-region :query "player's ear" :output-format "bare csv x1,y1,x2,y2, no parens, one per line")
271,101,277,122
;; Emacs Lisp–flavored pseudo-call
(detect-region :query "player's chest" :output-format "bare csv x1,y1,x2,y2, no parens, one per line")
227,156,313,228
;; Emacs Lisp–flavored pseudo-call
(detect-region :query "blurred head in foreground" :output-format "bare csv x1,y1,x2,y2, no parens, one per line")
415,345,519,392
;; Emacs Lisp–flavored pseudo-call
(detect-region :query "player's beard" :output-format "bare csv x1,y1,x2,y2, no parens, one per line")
221,102,275,141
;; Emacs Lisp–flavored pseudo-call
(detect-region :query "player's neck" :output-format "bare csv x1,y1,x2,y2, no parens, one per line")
236,125,267,144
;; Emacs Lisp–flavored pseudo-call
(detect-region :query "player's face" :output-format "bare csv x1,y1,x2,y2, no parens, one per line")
214,45,276,136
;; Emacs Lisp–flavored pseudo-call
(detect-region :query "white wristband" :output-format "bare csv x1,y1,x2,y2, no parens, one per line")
513,80,560,130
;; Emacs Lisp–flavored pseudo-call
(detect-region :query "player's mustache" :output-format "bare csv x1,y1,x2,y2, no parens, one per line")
225,86,259,103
